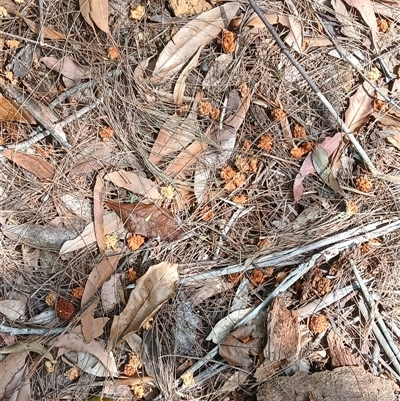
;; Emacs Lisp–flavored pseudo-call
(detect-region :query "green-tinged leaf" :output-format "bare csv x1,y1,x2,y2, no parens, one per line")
311,146,342,193
0,342,55,363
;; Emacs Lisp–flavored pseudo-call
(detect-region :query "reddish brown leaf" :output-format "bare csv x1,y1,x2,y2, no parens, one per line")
41,56,89,81
2,150,55,181
105,201,184,241
93,172,105,253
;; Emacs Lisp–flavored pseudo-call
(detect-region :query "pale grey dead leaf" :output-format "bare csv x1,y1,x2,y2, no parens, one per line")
64,349,111,377
104,170,161,200
59,212,121,255
60,194,92,221
203,54,233,89
280,15,303,53
5,363,30,401
0,352,28,399
344,82,375,132
125,333,143,355
206,308,253,344
0,300,26,322
41,57,89,81
331,0,362,39
28,308,55,325
0,342,55,363
55,332,118,376
101,273,123,312
311,146,342,193
218,371,249,393
231,278,250,312
152,3,240,81
108,262,179,348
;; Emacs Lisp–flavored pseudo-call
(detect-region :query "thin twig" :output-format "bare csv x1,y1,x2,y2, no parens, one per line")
247,0,378,175
38,0,45,46
48,81,94,110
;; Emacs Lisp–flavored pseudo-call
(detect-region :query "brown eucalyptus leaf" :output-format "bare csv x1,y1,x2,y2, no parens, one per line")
104,170,161,200
105,201,184,241
219,326,262,369
0,95,35,124
108,261,179,348
2,150,54,181
345,82,375,132
19,15,65,40
0,342,55,363
152,3,240,81
79,0,94,29
79,0,109,33
0,353,28,400
40,56,89,81
54,332,118,376
93,172,106,253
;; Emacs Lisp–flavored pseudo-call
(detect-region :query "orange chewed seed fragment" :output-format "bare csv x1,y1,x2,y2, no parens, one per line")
232,194,247,204
99,126,114,141
107,46,119,60
221,29,235,54
257,134,272,151
127,234,145,250
71,287,84,299
56,298,75,320
355,175,372,192
377,18,389,32
220,165,236,181
293,124,306,138
309,315,328,334
125,268,138,283
271,108,285,120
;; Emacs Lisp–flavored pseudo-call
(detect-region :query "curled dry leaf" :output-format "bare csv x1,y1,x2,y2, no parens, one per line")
311,146,342,193
0,352,29,400
219,325,263,369
59,212,122,255
2,149,54,181
293,132,343,201
0,342,55,363
41,56,90,81
0,94,35,124
55,332,119,376
105,170,162,200
152,3,240,81
206,308,253,343
108,261,179,348
105,200,184,241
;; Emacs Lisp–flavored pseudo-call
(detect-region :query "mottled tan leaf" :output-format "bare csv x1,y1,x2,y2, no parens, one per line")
0,352,28,399
0,300,26,322
59,212,121,255
152,3,240,81
108,261,179,348
41,56,89,80
2,150,54,181
19,15,65,40
104,170,161,200
54,332,118,376
89,0,109,33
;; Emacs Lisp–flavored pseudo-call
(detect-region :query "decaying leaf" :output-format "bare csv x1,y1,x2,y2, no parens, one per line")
2,150,55,181
108,261,179,348
203,54,233,89
104,170,162,200
41,56,89,81
17,14,65,40
152,3,240,81
81,255,122,342
0,342,55,363
101,273,123,312
0,353,29,400
3,223,78,250
311,146,342,193
327,330,361,367
331,0,362,39
293,132,344,201
345,82,376,132
55,332,118,376
206,308,252,343
105,201,184,241
264,297,301,362
0,299,26,322
79,0,109,34
219,325,262,369
93,173,106,253
0,94,35,124
59,212,122,255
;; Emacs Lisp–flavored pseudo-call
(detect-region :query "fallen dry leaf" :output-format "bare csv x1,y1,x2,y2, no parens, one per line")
108,261,179,348
79,0,109,33
93,172,106,253
0,299,26,322
41,56,89,81
55,332,118,376
2,150,55,181
17,14,65,40
0,342,55,363
81,254,121,342
219,325,262,369
311,146,342,193
345,81,376,132
0,94,35,124
293,132,344,201
0,352,28,399
104,170,162,200
105,200,184,241
342,0,379,49
331,0,362,39
152,3,239,81
59,212,122,255
101,273,123,312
